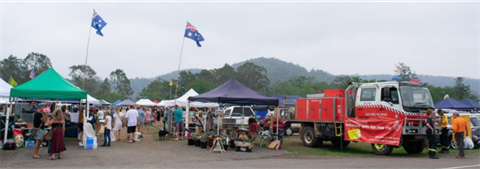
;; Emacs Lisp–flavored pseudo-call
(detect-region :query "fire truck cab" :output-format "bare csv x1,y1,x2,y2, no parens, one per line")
290,79,439,155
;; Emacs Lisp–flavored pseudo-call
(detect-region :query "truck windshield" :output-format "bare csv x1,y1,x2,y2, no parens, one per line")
400,86,434,112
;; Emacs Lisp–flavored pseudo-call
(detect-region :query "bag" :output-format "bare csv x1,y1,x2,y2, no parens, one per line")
45,128,55,141
3,140,16,150
98,124,105,134
464,136,474,149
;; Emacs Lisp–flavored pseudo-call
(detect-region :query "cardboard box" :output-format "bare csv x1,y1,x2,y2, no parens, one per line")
268,140,281,150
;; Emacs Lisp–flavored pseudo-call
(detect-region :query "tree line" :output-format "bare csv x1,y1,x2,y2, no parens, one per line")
1,52,477,103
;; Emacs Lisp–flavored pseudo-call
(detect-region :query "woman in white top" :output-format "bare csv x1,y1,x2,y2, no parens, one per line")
101,111,112,147
113,107,124,141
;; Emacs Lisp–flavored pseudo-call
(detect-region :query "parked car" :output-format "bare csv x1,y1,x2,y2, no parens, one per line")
215,106,255,127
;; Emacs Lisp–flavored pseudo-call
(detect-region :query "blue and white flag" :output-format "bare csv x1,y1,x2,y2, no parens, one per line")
184,22,205,47
91,10,107,36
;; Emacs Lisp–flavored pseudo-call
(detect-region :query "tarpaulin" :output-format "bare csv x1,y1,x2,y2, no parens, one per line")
344,117,403,146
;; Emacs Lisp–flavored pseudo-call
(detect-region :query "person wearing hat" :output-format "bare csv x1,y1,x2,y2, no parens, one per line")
32,103,47,159
452,112,468,159
437,109,449,153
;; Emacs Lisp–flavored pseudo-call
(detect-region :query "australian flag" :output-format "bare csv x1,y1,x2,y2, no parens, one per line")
91,10,107,36
184,22,205,47
29,70,35,79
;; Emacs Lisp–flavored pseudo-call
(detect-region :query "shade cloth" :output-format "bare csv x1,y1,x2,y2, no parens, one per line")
189,78,278,106
434,98,470,110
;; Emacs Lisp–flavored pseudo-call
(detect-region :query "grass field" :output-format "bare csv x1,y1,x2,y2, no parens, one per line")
281,136,479,156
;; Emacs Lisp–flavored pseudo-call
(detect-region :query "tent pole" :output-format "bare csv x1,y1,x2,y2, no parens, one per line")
217,104,220,135
277,107,279,140
186,100,190,136
3,103,13,143
242,105,244,128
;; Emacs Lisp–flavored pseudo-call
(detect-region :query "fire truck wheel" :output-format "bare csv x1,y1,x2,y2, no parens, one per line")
371,144,393,155
402,140,424,154
302,126,321,147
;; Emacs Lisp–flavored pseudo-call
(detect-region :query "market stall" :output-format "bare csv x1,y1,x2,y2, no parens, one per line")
0,78,12,104
111,99,122,106
162,88,218,108
81,94,101,105
188,78,278,152
434,98,471,110
118,99,134,106
460,99,480,111
135,99,156,106
6,68,89,149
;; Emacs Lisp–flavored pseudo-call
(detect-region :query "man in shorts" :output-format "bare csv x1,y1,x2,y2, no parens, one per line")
137,107,146,133
173,105,184,141
125,105,139,143
33,103,47,159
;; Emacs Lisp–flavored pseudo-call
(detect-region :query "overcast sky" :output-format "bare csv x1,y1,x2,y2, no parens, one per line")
1,1,479,80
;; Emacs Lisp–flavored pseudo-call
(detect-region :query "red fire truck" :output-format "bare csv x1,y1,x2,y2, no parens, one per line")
286,79,439,155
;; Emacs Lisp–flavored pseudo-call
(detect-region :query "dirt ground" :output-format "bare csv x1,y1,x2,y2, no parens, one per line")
1,124,479,169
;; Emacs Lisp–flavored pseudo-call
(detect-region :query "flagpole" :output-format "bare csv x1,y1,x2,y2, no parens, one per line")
82,26,93,90
174,36,186,106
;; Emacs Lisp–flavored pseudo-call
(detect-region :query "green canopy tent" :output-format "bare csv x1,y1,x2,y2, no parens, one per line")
10,68,87,99
6,68,88,143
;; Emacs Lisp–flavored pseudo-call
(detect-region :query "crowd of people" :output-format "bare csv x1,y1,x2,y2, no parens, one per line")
29,102,171,160
0,101,468,161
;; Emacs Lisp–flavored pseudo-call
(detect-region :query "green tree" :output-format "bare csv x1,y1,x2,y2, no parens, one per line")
23,52,52,77
110,69,134,98
94,78,112,99
0,55,27,84
236,62,270,93
213,64,236,85
68,65,100,93
332,75,353,89
394,62,417,81
186,79,216,94
137,79,171,101
177,70,197,95
452,77,474,100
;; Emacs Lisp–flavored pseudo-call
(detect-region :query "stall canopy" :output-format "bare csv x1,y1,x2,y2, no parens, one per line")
273,95,302,107
189,78,278,106
136,99,156,106
163,89,218,107
10,68,87,99
0,78,12,103
99,100,111,106
460,99,480,110
112,99,122,106
434,98,470,110
81,94,100,105
0,78,12,98
119,99,134,106
153,100,159,104
157,100,166,106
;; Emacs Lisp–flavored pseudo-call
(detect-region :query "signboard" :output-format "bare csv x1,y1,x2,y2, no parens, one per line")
344,117,403,146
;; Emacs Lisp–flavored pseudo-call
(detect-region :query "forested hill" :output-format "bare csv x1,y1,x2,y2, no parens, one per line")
130,57,479,98
231,57,336,84
129,68,202,99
